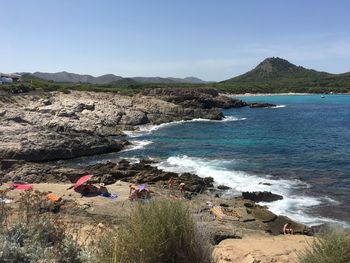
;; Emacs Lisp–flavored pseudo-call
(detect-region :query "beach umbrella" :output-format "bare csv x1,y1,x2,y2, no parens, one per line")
73,174,93,189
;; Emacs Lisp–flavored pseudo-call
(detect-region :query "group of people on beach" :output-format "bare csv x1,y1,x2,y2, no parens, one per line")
128,184,154,201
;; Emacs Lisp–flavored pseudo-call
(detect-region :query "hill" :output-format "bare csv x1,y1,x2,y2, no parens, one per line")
224,57,331,83
219,57,350,93
31,72,208,84
32,71,123,84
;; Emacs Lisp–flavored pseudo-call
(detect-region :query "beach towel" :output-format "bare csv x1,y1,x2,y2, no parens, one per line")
210,206,225,220
10,184,33,191
99,193,118,199
47,193,62,202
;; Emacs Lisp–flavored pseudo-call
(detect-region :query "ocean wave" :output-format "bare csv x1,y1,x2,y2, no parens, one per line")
123,117,246,137
260,197,349,227
271,105,287,108
155,155,345,226
121,140,153,152
155,155,304,195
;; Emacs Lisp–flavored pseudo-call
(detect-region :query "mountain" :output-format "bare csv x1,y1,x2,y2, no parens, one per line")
32,71,123,84
220,57,350,93
31,72,208,84
223,57,332,83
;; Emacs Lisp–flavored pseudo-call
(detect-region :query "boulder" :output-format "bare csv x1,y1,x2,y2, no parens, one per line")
217,185,231,190
249,102,276,108
250,206,277,223
242,191,283,202
120,110,149,126
266,215,310,235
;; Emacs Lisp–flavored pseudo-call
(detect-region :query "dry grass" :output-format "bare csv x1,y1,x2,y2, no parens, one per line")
298,228,350,263
96,198,214,263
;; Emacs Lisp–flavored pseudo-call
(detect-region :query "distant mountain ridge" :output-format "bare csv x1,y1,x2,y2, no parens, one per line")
31,71,208,84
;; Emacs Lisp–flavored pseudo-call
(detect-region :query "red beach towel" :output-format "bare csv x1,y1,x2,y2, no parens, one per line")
10,184,33,191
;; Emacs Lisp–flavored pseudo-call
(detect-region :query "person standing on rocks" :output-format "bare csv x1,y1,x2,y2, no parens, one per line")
179,182,185,195
168,177,175,191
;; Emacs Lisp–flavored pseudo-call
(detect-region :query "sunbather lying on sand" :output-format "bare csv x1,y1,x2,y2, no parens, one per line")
98,183,110,197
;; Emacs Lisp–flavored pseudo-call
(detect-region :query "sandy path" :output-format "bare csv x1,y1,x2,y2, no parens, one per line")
213,235,314,263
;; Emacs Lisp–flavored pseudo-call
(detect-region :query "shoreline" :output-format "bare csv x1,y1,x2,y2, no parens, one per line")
1,88,348,233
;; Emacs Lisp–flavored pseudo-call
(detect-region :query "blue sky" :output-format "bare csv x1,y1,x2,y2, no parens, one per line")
1,0,349,81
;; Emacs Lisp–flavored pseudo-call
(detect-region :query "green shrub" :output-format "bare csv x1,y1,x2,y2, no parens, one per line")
0,190,88,263
97,199,213,263
299,229,350,263
0,221,84,263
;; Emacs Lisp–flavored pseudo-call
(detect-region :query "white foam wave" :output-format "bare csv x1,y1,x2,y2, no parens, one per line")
155,155,344,226
222,116,247,122
271,105,287,108
121,140,153,152
123,117,246,137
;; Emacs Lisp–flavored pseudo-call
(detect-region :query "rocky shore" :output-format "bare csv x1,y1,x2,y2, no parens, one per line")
0,88,315,262
0,88,245,162
0,158,312,239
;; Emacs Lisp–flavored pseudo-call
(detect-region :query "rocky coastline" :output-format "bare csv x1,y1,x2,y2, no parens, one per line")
0,88,315,262
0,158,313,240
0,88,246,162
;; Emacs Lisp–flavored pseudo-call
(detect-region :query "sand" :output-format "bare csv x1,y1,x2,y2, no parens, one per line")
1,183,315,262
213,235,314,263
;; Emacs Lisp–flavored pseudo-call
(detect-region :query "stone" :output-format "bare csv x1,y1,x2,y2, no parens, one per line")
266,215,310,235
250,206,277,223
217,185,231,190
242,191,283,202
249,102,276,108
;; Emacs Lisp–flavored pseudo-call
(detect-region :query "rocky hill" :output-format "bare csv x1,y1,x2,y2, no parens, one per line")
224,57,331,83
220,57,350,93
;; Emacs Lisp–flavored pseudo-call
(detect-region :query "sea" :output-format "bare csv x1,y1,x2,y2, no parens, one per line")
68,94,350,227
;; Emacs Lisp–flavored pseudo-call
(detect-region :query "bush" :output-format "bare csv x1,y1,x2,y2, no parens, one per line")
97,199,213,263
299,229,350,263
0,190,88,263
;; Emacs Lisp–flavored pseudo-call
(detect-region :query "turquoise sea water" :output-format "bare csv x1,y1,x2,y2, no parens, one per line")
71,94,350,226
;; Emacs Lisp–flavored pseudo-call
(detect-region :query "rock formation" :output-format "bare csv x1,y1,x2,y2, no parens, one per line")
0,89,246,161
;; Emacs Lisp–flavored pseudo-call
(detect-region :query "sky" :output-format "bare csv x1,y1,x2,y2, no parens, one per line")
1,0,350,81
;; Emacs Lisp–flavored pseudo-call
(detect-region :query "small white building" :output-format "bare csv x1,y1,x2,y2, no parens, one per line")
0,73,22,84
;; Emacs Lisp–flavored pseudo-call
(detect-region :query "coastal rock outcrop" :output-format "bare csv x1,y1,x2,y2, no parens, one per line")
249,102,276,108
141,88,247,109
242,191,283,202
0,89,246,161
